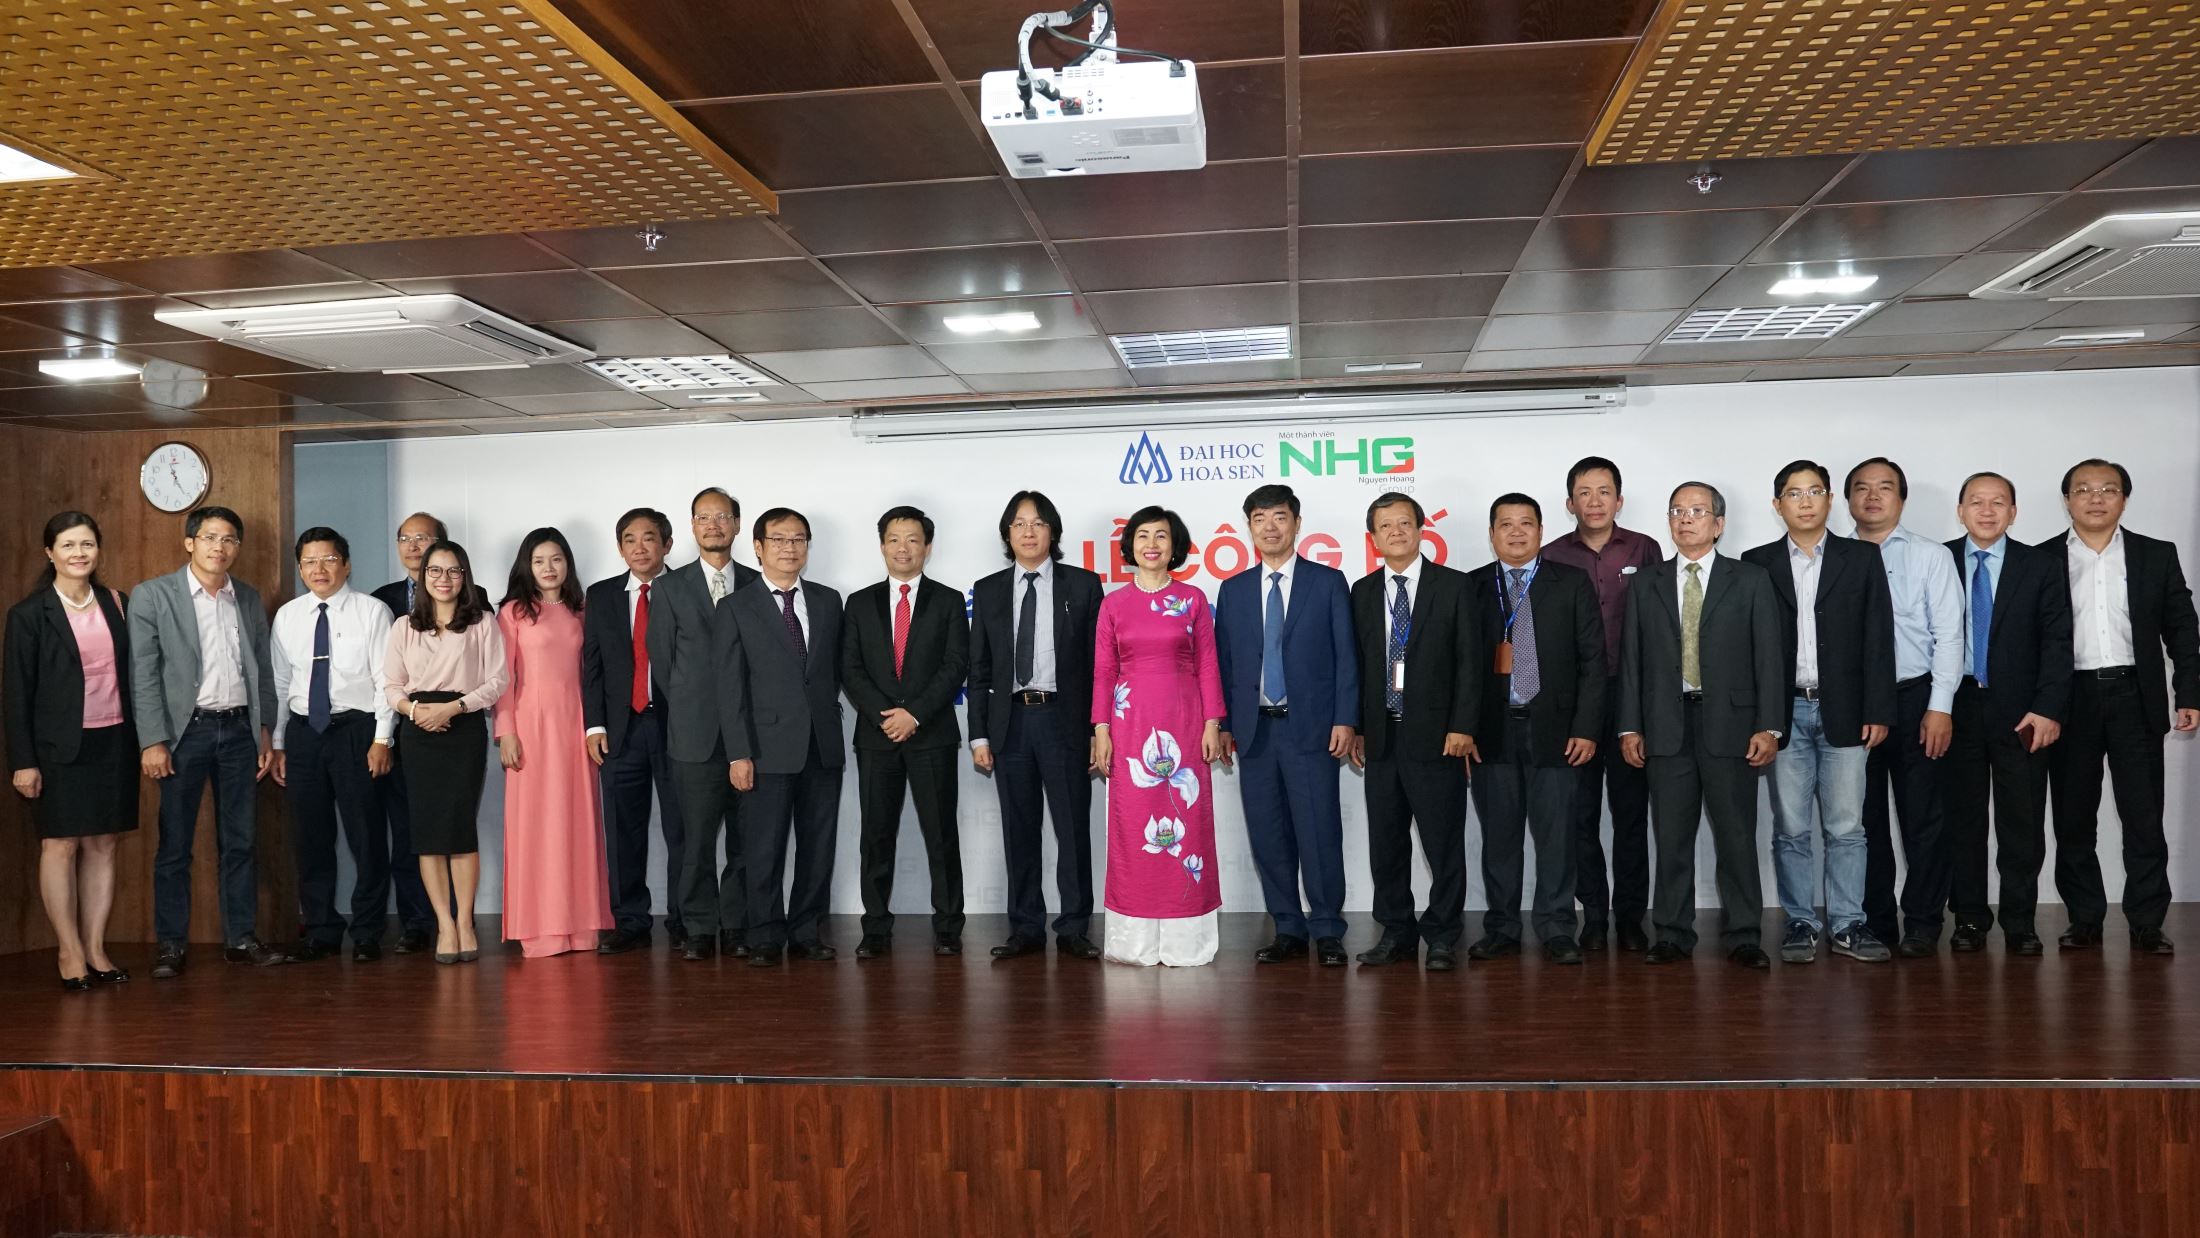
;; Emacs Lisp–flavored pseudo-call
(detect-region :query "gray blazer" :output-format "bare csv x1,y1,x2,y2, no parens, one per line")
1617,554,1786,760
128,565,277,749
714,577,844,775
652,557,758,765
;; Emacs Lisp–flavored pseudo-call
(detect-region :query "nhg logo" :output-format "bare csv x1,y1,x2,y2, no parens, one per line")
1119,433,1173,485
1279,437,1415,477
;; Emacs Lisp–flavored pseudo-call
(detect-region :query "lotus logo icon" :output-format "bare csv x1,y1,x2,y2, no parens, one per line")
1119,432,1173,485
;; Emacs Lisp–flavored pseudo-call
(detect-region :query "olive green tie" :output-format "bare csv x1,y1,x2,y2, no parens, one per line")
1681,561,1704,687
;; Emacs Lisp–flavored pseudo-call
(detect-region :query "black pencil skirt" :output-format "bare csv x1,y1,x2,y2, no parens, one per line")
31,723,140,840
399,692,486,856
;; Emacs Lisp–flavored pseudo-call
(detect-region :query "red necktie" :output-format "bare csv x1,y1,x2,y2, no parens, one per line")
893,583,912,679
630,581,651,713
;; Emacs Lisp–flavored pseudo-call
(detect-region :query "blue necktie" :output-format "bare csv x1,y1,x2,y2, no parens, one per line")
308,601,332,733
1261,571,1287,706
1385,575,1410,714
1970,549,1993,687
1508,567,1540,706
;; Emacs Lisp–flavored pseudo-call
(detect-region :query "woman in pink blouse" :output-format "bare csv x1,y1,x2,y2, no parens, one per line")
382,540,506,965
5,512,138,991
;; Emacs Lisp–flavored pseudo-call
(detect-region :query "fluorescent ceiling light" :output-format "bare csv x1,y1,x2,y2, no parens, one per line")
1343,361,1425,373
2047,329,2147,345
683,392,769,403
584,354,780,391
1110,325,1292,368
1663,303,1883,344
0,143,79,185
1767,274,1879,296
942,311,1043,334
39,357,141,381
852,387,1622,441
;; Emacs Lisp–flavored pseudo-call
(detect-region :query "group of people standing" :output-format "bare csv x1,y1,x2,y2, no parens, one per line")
7,452,2194,986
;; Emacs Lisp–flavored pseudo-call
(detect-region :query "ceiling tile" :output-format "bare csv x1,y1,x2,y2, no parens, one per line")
125,339,323,376
79,249,358,294
1821,141,2142,204
1519,209,1789,270
685,87,995,190
2059,346,2200,370
1464,345,1643,370
1744,361,1907,381
1300,275,1505,323
0,385,189,418
1130,359,1298,387
1021,161,1287,239
1055,231,1287,291
1302,318,1483,357
1493,267,1725,315
2035,299,2200,330
1901,253,2029,299
529,217,800,268
1700,255,1959,306
544,318,729,357
1986,323,2198,353
1807,331,2012,359
1982,188,2200,252
424,366,630,399
306,424,478,441
874,295,1097,344
780,180,1034,255
1753,196,2058,263
1636,339,1825,365
960,369,1133,393
245,372,477,404
744,345,948,383
688,306,910,352
0,297,203,345
800,376,972,400
131,376,316,411
0,319,92,352
22,409,236,431
1300,42,1633,153
298,235,569,280
1084,284,1291,333
598,260,857,315
825,245,1070,303
925,337,1121,374
1477,310,1681,350
346,397,526,422
1301,147,1575,225
650,384,818,408
1300,353,1468,378
0,268,141,303
382,273,660,324
489,392,682,416
1300,0,1656,52
1300,219,1538,280
2087,138,2200,191
1843,298,2059,338
555,0,934,98
909,0,1285,80
1558,155,1849,215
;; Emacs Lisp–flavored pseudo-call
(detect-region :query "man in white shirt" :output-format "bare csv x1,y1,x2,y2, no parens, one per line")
270,527,397,962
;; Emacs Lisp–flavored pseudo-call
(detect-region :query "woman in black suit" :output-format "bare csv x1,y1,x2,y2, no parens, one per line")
4,512,138,991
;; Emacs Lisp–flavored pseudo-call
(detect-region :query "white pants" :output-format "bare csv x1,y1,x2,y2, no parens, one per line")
1104,910,1219,967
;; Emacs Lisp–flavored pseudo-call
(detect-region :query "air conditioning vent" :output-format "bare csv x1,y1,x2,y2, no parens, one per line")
1974,212,2200,300
155,295,594,373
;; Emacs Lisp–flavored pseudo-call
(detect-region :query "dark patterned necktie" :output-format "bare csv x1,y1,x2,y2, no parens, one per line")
777,588,806,664
308,602,332,732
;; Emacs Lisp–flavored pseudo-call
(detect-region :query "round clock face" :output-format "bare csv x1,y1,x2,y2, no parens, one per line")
141,442,211,513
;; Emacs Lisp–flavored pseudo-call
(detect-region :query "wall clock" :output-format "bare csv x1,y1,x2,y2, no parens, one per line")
140,441,211,513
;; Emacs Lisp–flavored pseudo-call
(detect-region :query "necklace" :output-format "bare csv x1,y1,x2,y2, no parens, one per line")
54,583,94,611
1132,575,1171,594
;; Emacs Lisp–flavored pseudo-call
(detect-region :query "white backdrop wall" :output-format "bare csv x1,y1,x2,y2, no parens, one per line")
305,365,2200,925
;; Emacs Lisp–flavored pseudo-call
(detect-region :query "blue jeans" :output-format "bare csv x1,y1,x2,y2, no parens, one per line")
154,712,263,948
1769,698,1870,933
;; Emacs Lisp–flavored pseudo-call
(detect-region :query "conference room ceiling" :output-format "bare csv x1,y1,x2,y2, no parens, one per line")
0,0,2197,438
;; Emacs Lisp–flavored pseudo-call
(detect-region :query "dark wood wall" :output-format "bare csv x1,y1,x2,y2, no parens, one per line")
0,423,294,952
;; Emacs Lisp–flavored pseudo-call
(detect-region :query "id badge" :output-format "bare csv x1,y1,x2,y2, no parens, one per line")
1390,660,1407,694
1493,640,1513,675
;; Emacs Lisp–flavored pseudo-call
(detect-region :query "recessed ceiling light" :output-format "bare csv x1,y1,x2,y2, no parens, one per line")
2047,329,2147,345
0,142,80,185
1662,303,1883,344
1110,325,1292,368
942,311,1043,335
682,392,769,403
39,357,141,381
583,354,781,391
1343,361,1425,373
1767,274,1879,297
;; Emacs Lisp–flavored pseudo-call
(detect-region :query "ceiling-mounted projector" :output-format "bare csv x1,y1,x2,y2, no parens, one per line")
980,1,1205,178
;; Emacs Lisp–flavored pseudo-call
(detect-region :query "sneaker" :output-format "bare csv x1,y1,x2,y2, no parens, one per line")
1779,920,1820,964
1830,924,1892,963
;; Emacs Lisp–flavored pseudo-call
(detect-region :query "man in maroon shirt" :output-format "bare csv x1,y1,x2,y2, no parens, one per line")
1541,457,1663,952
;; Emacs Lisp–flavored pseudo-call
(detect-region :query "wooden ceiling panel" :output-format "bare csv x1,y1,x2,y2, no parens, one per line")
1299,220,1539,279
1020,162,1289,240
550,0,934,99
1083,284,1293,334
687,307,912,353
1752,197,2057,264
1055,232,1290,292
1821,142,2142,205
1300,0,1658,54
1301,148,1575,225
822,246,1071,304
780,181,1035,256
1298,275,1507,323
1517,209,1788,271
1300,43,1636,154
597,260,859,315
1557,155,1847,216
686,88,999,190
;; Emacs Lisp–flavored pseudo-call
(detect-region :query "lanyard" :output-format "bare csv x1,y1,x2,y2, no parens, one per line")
1496,558,1540,638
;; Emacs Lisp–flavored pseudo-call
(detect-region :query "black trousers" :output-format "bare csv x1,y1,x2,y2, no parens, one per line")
285,711,390,948
2050,673,2171,932
856,744,964,939
1470,717,1579,944
1574,675,1651,928
600,707,684,937
1946,678,2049,935
992,700,1095,940
1862,674,1951,945
743,733,842,949
673,752,747,942
1364,740,1469,949
378,758,436,934
1647,698,1765,953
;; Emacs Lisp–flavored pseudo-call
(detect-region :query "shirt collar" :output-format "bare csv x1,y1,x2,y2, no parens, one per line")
1385,555,1425,583
1259,556,1296,583
1787,534,1826,561
627,569,665,592
307,585,353,606
1497,555,1540,578
188,572,234,601
1967,534,2008,561
1016,558,1053,583
887,572,924,591
2066,527,2123,555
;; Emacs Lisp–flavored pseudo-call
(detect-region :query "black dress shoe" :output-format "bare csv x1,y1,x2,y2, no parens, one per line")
935,936,963,957
394,928,432,955
789,940,837,962
1950,924,1988,953
2007,931,2044,956
1896,935,1936,959
991,935,1045,959
1315,937,1348,967
1545,936,1584,965
352,942,382,963
1617,924,1652,953
88,965,130,983
1424,946,1459,971
1580,923,1608,952
1645,941,1688,965
719,931,750,958
748,944,784,967
1728,944,1772,970
1356,938,1416,966
2059,923,2103,948
597,928,647,956
855,935,891,959
682,938,717,961
61,974,92,993
1058,934,1102,959
225,935,292,966
2132,928,2175,955
1255,936,1310,964
290,940,341,962
151,946,186,980
666,923,688,949
1466,936,1521,961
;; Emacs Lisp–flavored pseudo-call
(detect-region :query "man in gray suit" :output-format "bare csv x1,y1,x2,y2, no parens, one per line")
666,487,759,961
130,505,288,978
1618,482,1786,970
718,507,845,967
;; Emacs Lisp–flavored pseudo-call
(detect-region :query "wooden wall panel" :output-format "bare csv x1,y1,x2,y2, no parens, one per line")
0,423,294,952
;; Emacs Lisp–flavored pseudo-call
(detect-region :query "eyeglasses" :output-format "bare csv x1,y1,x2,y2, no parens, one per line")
424,566,467,580
1667,506,1717,520
2070,484,2124,498
1779,487,1830,501
396,533,436,546
1009,519,1051,533
194,535,242,548
693,514,735,526
299,556,345,569
761,535,810,549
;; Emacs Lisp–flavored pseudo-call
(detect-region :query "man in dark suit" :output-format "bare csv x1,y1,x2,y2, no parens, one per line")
719,507,845,966
1618,482,1786,970
582,507,686,954
1945,471,2073,956
1350,491,1480,971
843,505,970,959
968,491,1105,960
1742,461,1897,966
1461,494,1602,965
1214,484,1358,968
663,488,758,961
2050,459,2197,956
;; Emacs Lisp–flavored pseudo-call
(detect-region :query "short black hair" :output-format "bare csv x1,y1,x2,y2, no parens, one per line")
1365,491,1426,532
1843,457,1909,500
1960,471,2016,505
1773,460,1832,497
408,540,488,633
998,490,1065,563
691,487,740,519
616,507,672,545
1488,493,1542,525
399,511,449,540
185,505,244,540
754,507,812,542
1242,484,1301,520
294,526,350,562
1669,481,1726,518
1119,506,1192,570
1567,456,1623,496
2061,458,2132,497
878,505,935,544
